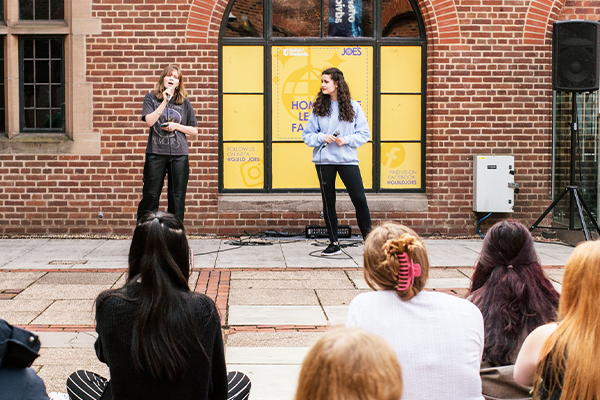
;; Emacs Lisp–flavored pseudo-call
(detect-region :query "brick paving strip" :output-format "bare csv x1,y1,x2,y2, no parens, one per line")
2,266,564,333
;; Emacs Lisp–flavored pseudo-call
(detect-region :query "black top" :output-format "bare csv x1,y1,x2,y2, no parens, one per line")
141,93,198,156
94,285,228,400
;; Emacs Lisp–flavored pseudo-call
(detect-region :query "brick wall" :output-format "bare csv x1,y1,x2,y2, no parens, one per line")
1,0,600,236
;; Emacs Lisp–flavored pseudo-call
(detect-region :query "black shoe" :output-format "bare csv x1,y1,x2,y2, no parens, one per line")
321,243,342,256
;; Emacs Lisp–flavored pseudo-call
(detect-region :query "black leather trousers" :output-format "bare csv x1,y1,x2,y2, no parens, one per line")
137,154,189,222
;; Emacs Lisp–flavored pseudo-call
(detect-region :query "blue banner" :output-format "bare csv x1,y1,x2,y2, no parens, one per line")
328,0,362,37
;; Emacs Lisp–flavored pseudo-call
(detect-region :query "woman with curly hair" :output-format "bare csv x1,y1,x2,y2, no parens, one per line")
302,67,371,256
468,220,559,399
346,222,485,400
514,239,600,400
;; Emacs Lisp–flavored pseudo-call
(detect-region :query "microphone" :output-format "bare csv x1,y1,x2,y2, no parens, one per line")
322,130,340,148
165,93,171,102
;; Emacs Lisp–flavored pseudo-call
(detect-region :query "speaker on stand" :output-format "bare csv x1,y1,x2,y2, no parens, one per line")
530,20,600,240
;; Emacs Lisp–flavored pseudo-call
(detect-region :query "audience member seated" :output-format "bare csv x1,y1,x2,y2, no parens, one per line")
66,212,250,400
0,318,49,400
295,327,403,400
514,239,600,400
468,220,559,399
346,222,485,400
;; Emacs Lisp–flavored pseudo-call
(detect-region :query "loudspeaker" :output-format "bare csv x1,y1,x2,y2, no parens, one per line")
553,21,600,92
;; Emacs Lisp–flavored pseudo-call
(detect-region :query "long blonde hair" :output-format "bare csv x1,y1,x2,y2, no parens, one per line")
533,240,600,399
295,328,403,400
363,222,429,301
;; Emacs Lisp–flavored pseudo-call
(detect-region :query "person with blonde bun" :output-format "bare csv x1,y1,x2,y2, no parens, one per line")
295,327,402,400
514,240,600,400
346,222,484,400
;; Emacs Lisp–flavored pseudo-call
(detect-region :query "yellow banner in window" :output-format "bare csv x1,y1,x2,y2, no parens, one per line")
223,143,264,189
271,46,373,141
380,142,421,189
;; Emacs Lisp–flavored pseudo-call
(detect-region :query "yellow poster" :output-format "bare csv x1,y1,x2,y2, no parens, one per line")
380,142,421,189
271,46,373,141
223,143,264,189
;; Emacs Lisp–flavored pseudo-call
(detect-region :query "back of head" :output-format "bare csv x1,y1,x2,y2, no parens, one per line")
533,240,600,400
295,328,402,400
363,222,429,301
469,219,559,366
128,211,190,289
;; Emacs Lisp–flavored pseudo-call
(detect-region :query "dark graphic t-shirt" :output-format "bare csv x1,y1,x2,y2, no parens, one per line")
141,93,198,156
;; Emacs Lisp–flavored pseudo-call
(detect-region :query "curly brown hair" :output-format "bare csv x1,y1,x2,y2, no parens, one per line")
312,68,355,123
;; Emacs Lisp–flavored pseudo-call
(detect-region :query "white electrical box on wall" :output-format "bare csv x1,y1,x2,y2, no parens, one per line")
473,155,516,213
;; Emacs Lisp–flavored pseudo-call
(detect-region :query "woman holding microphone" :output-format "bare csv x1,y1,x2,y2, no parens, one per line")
137,65,198,223
302,67,371,256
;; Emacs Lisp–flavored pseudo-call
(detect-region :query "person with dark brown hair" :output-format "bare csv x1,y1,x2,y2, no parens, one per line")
469,219,559,400
302,67,371,256
137,65,198,223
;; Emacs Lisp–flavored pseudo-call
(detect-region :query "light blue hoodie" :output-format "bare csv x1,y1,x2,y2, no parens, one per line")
302,99,370,165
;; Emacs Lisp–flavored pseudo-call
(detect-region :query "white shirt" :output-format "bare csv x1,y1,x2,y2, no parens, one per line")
346,290,485,400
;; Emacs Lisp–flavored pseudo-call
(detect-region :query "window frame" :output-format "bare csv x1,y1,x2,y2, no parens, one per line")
219,0,426,193
18,35,65,133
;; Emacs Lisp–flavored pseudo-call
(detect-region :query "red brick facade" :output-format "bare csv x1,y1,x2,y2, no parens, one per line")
1,0,599,236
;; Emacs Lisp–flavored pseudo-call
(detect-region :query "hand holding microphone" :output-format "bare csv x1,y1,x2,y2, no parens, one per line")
323,130,341,148
163,86,174,102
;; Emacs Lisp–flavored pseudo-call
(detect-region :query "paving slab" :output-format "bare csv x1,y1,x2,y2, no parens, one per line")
279,242,359,268
189,239,221,268
226,347,309,364
37,272,122,285
226,332,324,347
231,271,348,280
229,289,320,306
322,305,348,325
230,279,354,290
0,271,46,290
227,364,301,400
17,284,111,300
36,331,98,348
216,243,285,268
424,240,482,267
0,239,49,266
228,305,328,326
31,300,95,325
426,278,471,289
544,268,565,283
315,289,368,306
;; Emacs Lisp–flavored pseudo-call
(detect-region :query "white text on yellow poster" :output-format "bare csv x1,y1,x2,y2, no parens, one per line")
380,142,421,189
271,46,373,141
223,143,264,189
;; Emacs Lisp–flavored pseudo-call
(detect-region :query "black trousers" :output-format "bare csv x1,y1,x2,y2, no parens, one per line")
66,370,251,400
316,164,371,243
137,154,189,222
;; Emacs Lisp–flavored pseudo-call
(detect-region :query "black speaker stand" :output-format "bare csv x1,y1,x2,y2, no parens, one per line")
530,92,600,241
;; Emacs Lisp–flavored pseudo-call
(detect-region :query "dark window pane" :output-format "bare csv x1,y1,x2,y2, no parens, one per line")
23,40,34,58
0,113,4,133
35,61,50,83
0,89,3,108
225,0,263,37
50,84,61,106
0,0,4,21
51,110,62,128
24,110,35,128
50,0,64,19
325,0,373,37
51,60,61,83
51,39,61,58
35,0,50,20
272,0,320,37
35,40,49,59
19,0,34,19
24,85,35,107
381,0,420,37
36,85,50,107
0,38,3,133
37,110,50,128
24,61,34,83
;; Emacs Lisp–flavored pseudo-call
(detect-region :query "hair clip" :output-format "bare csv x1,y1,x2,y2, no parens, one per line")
397,253,421,291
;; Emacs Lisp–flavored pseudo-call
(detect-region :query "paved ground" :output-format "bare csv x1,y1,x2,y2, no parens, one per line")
0,237,574,399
